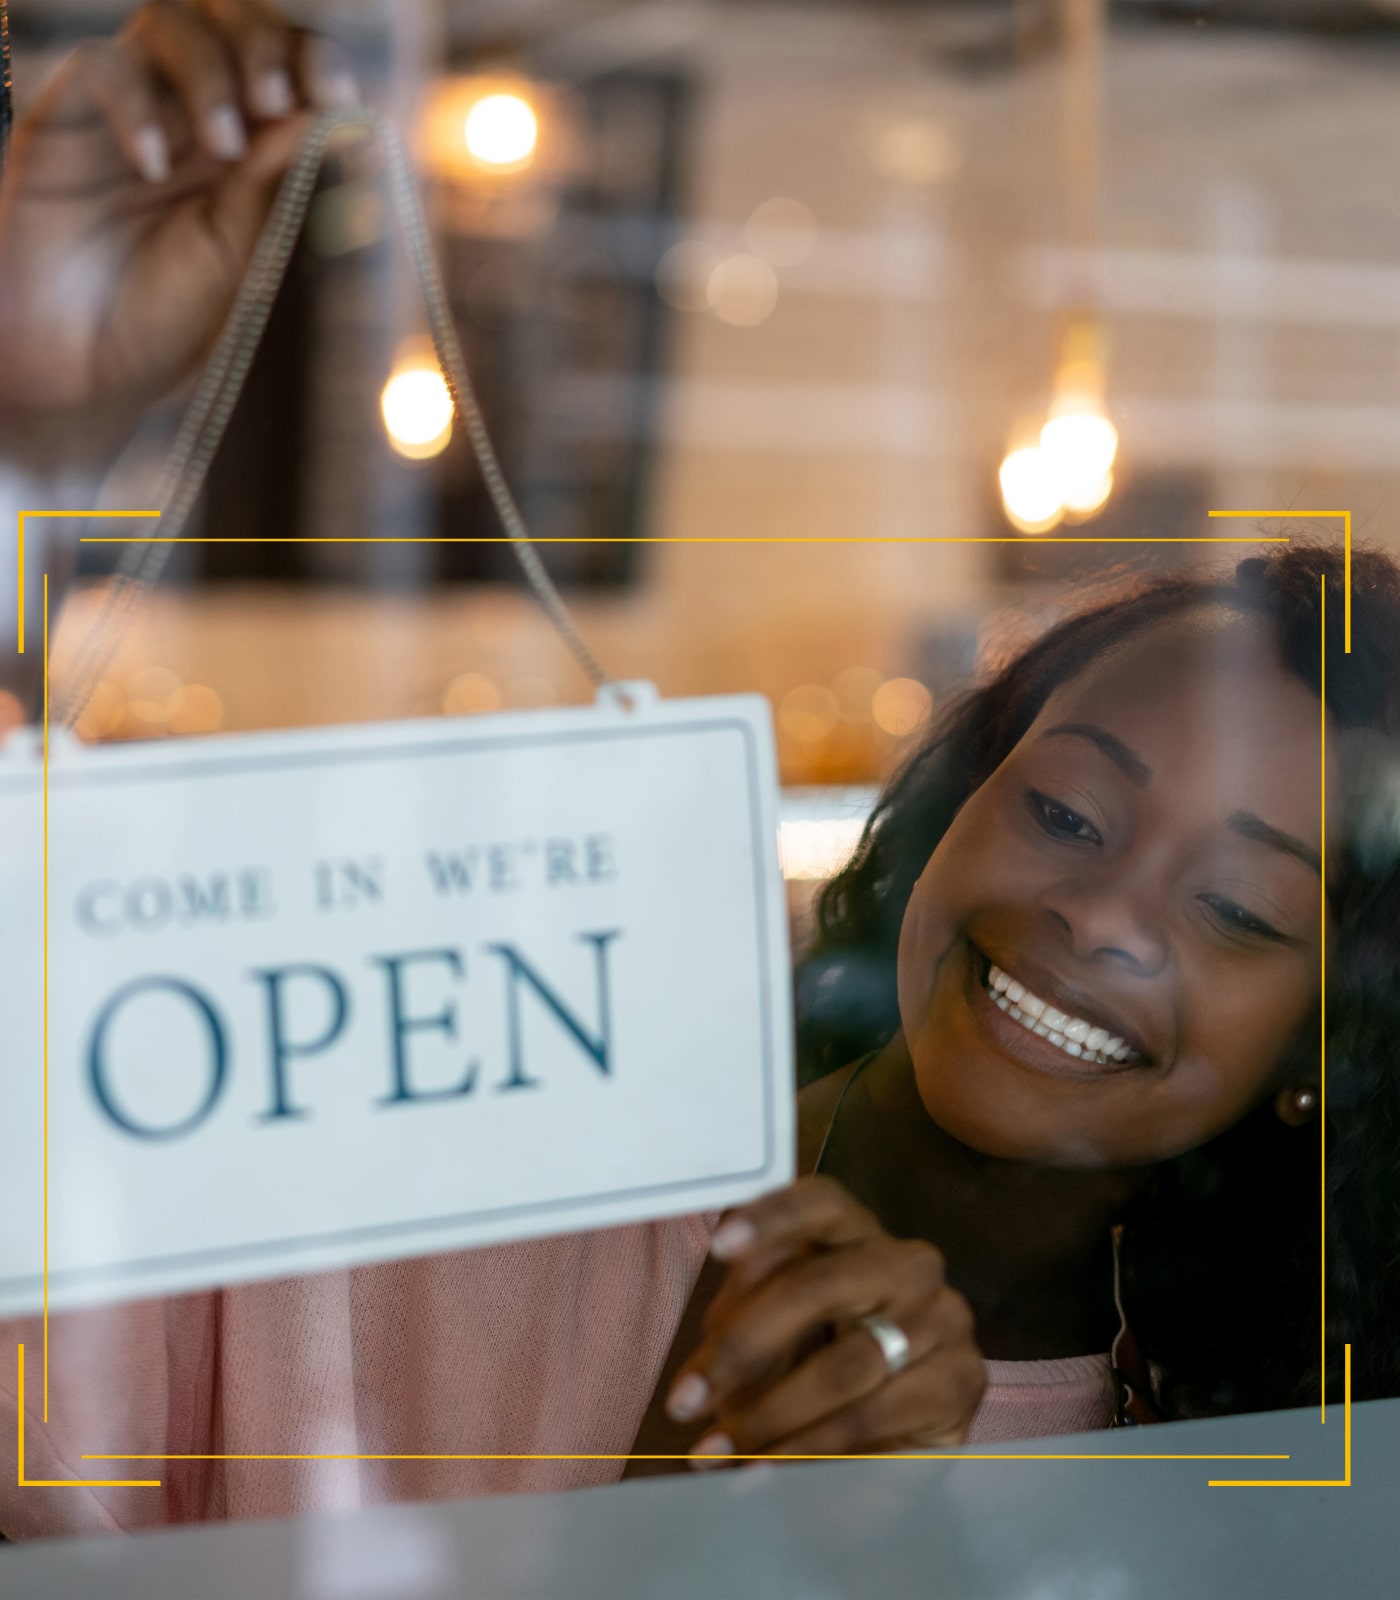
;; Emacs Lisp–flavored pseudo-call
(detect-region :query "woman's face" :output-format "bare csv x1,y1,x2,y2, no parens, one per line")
898,606,1339,1168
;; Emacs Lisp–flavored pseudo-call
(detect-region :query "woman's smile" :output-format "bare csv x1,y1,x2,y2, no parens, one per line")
980,946,1149,1063
960,941,1150,1084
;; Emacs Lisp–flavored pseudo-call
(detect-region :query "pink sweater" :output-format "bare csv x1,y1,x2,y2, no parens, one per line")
0,1218,1114,1541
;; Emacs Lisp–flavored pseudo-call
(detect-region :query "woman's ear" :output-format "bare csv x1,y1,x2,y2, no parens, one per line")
1274,1084,1319,1127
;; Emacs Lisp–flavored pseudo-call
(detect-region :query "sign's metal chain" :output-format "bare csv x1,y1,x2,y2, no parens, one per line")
57,107,611,731
376,113,611,694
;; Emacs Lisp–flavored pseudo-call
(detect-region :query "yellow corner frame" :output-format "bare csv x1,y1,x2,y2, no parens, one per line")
11,513,1353,1493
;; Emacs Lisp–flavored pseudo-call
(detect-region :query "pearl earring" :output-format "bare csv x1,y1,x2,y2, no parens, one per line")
1293,1087,1318,1116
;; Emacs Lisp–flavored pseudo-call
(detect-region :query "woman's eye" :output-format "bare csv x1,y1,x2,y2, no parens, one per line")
1028,790,1101,845
1198,893,1286,944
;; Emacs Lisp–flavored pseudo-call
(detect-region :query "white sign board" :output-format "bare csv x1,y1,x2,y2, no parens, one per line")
0,689,793,1316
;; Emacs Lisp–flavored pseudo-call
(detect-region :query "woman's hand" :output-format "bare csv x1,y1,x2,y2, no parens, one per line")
0,0,359,464
664,1176,986,1462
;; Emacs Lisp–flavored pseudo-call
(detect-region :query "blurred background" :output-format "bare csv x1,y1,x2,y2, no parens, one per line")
6,0,1400,934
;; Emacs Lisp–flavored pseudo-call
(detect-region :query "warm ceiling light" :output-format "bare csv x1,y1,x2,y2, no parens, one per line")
464,92,539,170
1040,404,1119,514
998,445,1064,535
381,344,454,461
1063,468,1114,518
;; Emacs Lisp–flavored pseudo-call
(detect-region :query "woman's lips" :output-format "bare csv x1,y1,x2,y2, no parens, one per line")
963,947,1143,1083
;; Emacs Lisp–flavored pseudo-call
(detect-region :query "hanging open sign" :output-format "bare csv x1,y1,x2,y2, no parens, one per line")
0,687,793,1317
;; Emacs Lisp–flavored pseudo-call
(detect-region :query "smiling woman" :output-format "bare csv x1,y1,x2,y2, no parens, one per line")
797,541,1400,1418
903,603,1331,1170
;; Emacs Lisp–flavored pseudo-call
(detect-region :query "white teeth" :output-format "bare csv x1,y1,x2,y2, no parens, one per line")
984,962,1140,1068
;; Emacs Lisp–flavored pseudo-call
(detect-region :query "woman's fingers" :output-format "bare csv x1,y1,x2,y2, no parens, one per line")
673,1234,946,1424
192,0,299,120
666,1177,984,1465
0,0,357,443
698,1237,804,1342
193,2,361,115
125,1,249,163
290,26,363,110
713,1286,978,1457
754,1338,987,1460
21,2,361,191
667,1178,912,1424
696,1176,896,1340
42,40,173,185
706,1303,931,1455
710,1177,887,1265
112,2,358,180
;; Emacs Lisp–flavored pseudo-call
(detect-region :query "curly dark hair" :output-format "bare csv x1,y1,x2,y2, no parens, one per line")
795,541,1400,1419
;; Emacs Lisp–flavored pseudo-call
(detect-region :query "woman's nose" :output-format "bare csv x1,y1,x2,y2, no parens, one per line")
1039,869,1169,977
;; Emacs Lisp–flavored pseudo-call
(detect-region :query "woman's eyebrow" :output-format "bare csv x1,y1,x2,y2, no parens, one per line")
1227,811,1322,876
1039,725,1322,874
1041,723,1151,786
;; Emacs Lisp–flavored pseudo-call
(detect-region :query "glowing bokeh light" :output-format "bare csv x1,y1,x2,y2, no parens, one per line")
443,673,502,716
169,684,224,736
998,445,1065,534
381,351,454,461
1063,468,1114,517
464,92,539,170
1040,406,1119,513
73,680,124,741
780,684,841,745
872,677,933,737
869,118,960,186
707,254,780,327
656,239,721,313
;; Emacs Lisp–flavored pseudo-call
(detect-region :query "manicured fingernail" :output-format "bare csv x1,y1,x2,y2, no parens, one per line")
207,105,247,161
134,125,170,184
710,1218,757,1260
689,1433,732,1466
255,70,295,118
666,1373,710,1423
